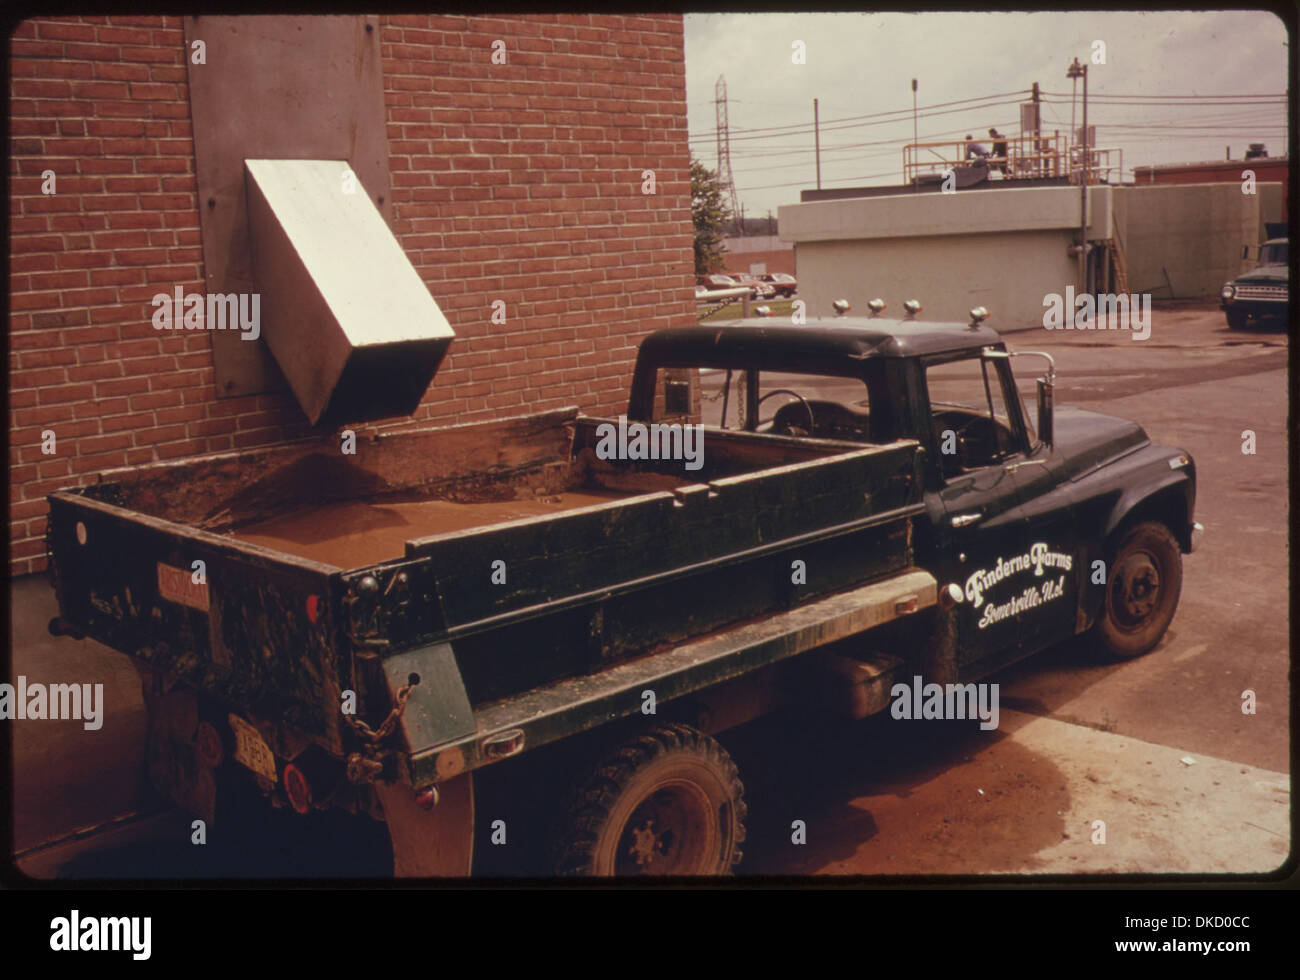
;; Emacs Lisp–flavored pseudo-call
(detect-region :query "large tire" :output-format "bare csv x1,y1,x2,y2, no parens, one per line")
1094,521,1183,660
553,723,746,876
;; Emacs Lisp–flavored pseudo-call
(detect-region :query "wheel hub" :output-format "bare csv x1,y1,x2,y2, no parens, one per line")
616,784,712,875
1113,553,1160,626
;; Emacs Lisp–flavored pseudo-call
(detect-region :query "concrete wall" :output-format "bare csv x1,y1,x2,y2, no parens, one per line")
722,249,796,277
778,179,1285,328
721,235,795,276
793,230,1075,327
779,184,1113,330
1116,182,1281,299
1259,182,1285,233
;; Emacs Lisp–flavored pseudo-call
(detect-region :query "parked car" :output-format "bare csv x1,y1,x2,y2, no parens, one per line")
1221,238,1288,329
697,273,740,292
734,274,776,300
759,272,798,298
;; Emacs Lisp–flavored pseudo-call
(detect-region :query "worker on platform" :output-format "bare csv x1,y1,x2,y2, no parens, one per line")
988,128,1008,175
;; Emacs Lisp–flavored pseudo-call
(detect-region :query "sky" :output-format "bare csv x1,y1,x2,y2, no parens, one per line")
682,11,1290,220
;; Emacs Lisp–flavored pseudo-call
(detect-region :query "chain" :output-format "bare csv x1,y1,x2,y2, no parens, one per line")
699,371,745,429
346,681,414,744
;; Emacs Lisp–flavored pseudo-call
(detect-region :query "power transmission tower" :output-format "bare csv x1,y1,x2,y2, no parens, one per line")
714,74,742,236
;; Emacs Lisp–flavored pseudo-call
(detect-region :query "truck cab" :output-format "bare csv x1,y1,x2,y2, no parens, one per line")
1221,237,1289,329
630,309,1200,673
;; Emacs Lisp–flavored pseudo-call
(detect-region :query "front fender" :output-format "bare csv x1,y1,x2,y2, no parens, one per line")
1071,448,1196,632
1101,460,1196,551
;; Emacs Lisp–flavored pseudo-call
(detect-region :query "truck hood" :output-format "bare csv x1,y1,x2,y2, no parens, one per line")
1049,405,1148,478
1237,264,1288,285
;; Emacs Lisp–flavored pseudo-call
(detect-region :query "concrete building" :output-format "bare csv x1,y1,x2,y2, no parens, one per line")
721,234,795,277
779,180,1284,329
1133,155,1288,217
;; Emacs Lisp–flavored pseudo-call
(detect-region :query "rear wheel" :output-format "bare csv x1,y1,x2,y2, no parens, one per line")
553,723,746,876
1094,521,1183,660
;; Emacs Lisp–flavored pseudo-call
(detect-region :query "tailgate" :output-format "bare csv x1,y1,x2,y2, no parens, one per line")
46,489,348,755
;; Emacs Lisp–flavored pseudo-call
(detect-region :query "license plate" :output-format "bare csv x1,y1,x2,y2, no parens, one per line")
228,713,277,782
157,562,209,612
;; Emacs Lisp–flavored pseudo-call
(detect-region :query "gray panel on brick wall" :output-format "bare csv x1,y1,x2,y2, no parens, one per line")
185,14,392,400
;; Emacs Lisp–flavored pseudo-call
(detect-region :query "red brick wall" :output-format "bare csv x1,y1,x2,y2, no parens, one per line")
8,14,696,575
722,248,796,278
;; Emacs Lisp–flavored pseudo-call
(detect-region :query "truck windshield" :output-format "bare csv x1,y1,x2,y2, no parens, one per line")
1259,242,1288,265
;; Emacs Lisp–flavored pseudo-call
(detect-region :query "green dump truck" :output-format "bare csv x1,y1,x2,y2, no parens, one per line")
47,311,1199,876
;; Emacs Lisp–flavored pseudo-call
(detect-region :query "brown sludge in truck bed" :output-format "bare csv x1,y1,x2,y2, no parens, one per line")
229,491,625,568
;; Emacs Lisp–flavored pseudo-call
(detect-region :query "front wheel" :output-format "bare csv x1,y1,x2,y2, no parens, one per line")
1094,521,1183,659
1225,308,1249,330
552,723,746,876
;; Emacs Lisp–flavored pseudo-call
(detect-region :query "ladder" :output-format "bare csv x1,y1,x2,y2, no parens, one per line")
1103,234,1130,294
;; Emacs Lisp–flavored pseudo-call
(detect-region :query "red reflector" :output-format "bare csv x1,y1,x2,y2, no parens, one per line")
284,763,312,814
894,594,919,615
305,594,319,624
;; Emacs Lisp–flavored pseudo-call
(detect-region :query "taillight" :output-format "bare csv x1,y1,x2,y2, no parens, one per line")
283,763,313,814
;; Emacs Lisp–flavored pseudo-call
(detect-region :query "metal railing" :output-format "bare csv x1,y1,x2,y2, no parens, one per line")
695,286,752,319
1067,145,1124,185
903,132,1068,185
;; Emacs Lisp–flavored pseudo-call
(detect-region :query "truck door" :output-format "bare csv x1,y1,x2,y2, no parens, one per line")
922,353,1036,674
996,352,1082,658
922,352,1081,677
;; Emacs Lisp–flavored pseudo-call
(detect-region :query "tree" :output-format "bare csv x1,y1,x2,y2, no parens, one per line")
691,158,732,277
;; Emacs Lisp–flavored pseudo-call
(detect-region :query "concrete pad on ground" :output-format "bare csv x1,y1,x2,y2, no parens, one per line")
795,709,1288,876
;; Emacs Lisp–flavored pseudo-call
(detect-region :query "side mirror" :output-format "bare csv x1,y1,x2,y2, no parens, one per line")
664,379,691,415
1036,377,1054,447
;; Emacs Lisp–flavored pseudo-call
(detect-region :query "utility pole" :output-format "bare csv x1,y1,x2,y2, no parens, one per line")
1031,81,1040,176
1067,58,1089,298
814,98,822,190
1082,61,1089,297
911,78,918,185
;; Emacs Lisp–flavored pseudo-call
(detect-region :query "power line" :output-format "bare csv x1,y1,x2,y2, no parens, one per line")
688,89,1029,142
1039,90,1285,100
738,169,900,193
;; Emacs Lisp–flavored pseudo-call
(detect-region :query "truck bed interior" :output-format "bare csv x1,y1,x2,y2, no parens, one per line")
84,408,866,569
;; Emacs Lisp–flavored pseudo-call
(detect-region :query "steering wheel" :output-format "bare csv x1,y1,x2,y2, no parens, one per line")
758,389,815,436
939,414,1001,468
